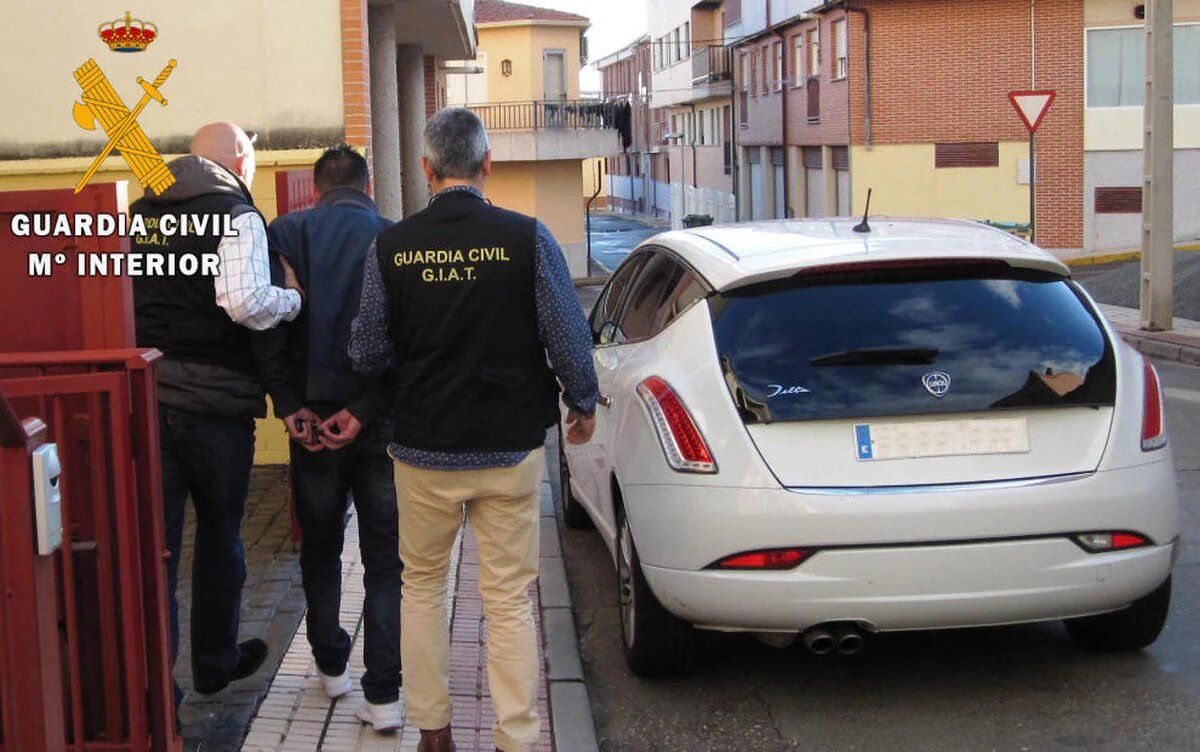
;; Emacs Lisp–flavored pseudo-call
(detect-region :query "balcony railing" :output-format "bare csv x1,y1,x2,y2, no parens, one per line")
466,100,615,131
692,45,732,85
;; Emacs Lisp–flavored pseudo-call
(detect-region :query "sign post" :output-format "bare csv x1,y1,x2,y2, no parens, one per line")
1008,90,1056,244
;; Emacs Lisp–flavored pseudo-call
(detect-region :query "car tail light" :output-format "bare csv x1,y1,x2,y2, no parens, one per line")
712,548,811,570
1141,357,1167,451
636,376,717,473
1073,532,1150,553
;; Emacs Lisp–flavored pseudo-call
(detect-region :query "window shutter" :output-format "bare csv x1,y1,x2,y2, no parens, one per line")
1095,187,1143,213
934,142,1000,168
802,146,823,169
832,146,850,170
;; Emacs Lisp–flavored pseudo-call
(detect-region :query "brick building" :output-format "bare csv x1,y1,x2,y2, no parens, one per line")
596,35,655,214
726,0,1199,251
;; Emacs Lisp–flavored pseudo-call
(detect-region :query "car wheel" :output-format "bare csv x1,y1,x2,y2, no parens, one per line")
1065,576,1171,652
558,428,594,529
615,505,696,677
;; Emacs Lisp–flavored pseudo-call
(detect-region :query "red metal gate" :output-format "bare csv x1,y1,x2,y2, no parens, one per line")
0,183,178,751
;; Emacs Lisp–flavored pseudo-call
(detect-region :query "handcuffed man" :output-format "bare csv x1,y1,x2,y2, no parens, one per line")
262,144,403,730
349,107,599,752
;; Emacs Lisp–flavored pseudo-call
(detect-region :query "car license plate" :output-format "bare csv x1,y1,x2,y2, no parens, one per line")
854,418,1030,461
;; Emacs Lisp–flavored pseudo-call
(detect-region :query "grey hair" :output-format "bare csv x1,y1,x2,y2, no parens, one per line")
423,107,490,179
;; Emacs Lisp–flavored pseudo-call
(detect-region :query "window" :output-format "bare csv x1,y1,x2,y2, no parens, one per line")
710,267,1115,424
808,27,820,76
698,110,706,145
773,41,784,90
761,45,770,92
750,51,758,95
834,19,848,79
1087,24,1200,106
591,254,647,342
683,22,690,58
673,28,682,63
618,253,701,342
792,35,805,85
935,142,1000,168
1095,186,1143,213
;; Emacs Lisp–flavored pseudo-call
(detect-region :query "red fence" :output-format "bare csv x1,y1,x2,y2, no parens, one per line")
0,352,177,752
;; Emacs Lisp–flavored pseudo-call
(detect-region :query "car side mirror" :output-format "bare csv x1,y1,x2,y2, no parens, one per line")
597,321,617,347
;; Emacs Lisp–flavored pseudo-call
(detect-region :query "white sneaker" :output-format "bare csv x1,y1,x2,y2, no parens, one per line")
318,668,353,699
355,700,404,732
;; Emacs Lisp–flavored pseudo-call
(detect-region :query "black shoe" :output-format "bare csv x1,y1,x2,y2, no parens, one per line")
192,638,269,695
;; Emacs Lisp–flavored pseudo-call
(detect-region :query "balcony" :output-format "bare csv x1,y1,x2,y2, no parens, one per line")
466,100,621,161
692,46,732,85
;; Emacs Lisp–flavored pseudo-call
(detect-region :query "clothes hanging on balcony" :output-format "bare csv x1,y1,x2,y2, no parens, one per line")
612,101,632,150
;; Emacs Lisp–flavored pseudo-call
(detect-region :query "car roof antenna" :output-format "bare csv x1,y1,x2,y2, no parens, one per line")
853,188,873,233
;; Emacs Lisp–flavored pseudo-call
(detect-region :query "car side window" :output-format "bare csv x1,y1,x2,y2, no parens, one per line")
617,253,688,343
591,254,646,342
657,267,707,332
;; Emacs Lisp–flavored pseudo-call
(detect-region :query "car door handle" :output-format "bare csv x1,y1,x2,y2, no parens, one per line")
598,394,613,409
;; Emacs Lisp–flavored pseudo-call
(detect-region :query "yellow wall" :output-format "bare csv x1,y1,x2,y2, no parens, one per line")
0,149,324,465
535,160,586,244
477,22,585,101
582,157,606,199
850,142,1031,224
0,1,344,159
487,160,586,244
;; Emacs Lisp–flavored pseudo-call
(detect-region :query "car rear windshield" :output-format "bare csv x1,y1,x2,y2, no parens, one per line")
709,264,1116,424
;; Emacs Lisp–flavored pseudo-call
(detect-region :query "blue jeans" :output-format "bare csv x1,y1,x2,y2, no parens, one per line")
159,407,255,694
290,417,402,704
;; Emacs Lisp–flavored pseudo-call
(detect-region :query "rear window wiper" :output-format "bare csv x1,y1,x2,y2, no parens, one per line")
809,346,939,367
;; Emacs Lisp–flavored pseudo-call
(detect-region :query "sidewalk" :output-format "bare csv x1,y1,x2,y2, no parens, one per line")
241,462,595,752
1100,303,1200,365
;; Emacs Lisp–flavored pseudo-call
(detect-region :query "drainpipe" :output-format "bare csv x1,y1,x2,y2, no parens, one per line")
769,7,791,216
689,102,699,189
841,2,872,149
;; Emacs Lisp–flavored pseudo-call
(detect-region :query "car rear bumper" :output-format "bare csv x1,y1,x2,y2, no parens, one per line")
642,538,1176,632
623,459,1179,571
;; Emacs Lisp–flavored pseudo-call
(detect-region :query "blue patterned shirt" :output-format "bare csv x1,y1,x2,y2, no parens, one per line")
349,185,599,470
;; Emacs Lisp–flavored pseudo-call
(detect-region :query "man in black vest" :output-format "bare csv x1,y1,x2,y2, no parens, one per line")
131,122,302,700
262,145,403,731
349,107,598,752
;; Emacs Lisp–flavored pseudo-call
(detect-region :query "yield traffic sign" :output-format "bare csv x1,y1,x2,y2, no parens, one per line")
1008,90,1056,133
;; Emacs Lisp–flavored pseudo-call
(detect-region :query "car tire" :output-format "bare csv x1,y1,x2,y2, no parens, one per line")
615,504,696,677
1065,576,1171,652
558,428,594,530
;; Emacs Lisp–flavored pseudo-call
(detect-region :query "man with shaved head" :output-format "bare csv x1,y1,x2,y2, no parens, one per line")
130,121,303,702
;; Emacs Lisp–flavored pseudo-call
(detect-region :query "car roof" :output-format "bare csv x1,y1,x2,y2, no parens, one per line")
638,218,1070,292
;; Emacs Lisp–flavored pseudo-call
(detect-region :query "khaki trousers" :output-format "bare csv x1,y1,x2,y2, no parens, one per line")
395,449,544,752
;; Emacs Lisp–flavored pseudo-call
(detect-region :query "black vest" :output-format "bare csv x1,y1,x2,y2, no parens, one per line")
376,190,560,452
130,191,258,374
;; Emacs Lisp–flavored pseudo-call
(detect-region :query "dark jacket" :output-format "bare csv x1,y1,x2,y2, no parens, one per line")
264,187,392,422
374,190,560,452
131,155,278,418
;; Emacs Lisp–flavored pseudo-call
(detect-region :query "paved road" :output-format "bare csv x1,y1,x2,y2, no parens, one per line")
1075,252,1200,321
554,358,1200,752
586,213,661,273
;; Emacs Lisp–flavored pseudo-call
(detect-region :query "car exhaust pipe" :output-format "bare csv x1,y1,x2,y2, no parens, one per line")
801,625,835,655
832,624,865,655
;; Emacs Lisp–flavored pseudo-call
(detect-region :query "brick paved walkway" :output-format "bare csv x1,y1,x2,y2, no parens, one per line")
242,505,555,751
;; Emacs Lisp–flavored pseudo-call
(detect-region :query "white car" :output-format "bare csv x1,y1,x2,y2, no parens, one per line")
559,217,1178,677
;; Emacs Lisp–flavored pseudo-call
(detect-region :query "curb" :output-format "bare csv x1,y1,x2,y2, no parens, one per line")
538,463,600,752
1063,243,1200,267
1116,329,1200,366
